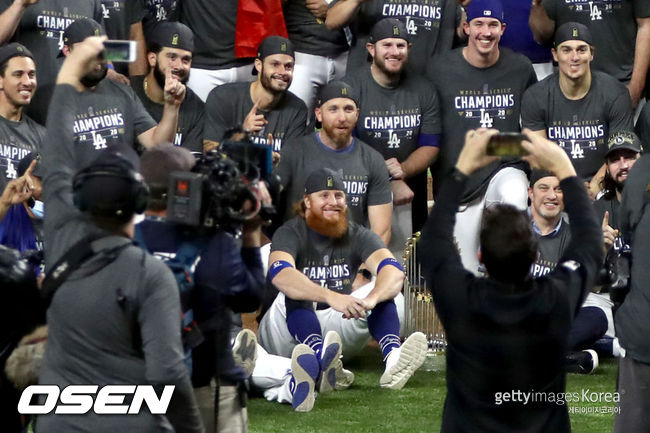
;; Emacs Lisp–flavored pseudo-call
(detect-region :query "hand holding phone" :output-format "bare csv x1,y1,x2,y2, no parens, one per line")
485,132,529,158
102,40,137,63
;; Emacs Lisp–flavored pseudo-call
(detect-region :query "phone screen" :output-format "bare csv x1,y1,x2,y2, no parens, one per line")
103,40,136,63
486,133,529,158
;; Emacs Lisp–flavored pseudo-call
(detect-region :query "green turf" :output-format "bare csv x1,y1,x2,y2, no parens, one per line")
248,346,618,433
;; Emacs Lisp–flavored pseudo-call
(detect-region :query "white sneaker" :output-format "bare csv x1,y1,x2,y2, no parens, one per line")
318,331,343,393
334,359,355,390
290,344,320,412
380,332,427,390
232,329,257,377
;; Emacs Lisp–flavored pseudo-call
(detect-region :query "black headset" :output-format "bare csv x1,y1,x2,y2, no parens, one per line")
72,163,150,218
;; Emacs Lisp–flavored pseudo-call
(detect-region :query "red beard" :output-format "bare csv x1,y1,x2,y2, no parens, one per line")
305,207,349,238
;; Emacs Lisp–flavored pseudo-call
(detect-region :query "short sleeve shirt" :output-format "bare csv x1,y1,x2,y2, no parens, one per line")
521,71,633,179
0,114,45,181
429,47,537,198
204,82,309,152
333,0,457,75
275,133,392,224
70,79,156,169
543,0,650,82
271,217,385,295
130,75,205,153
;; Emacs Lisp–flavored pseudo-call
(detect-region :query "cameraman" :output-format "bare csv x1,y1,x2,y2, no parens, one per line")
39,37,202,432
137,142,268,433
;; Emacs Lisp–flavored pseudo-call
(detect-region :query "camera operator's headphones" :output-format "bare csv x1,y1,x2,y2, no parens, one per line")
72,162,150,218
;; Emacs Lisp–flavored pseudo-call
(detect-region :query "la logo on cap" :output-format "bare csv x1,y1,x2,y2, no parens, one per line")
572,28,579,37
341,87,348,96
281,42,287,52
327,176,334,187
172,33,179,45
393,25,399,35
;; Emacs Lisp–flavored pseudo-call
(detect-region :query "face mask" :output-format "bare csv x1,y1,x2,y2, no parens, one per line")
31,200,44,219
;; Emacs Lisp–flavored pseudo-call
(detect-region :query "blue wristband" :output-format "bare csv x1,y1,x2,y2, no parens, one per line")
106,63,115,70
268,260,294,280
377,257,404,274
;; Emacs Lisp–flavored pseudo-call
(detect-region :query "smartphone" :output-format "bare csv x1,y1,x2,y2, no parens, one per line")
103,40,137,63
486,132,529,158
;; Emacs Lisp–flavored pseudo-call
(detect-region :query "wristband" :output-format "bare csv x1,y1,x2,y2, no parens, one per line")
106,63,115,70
377,257,404,274
268,260,294,280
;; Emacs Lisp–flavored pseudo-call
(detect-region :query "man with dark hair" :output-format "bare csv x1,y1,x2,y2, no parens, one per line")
0,43,44,184
418,128,602,432
529,0,650,109
345,18,441,253
275,80,392,245
203,35,309,153
429,0,537,275
39,36,202,432
131,21,205,154
56,18,185,170
258,167,426,412
522,22,634,184
595,131,642,251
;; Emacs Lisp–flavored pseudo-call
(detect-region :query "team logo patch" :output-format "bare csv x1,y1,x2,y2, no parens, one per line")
572,28,579,38
172,34,179,46
94,29,99,36
327,176,334,187
393,26,400,36
281,42,287,52
17,46,23,52
341,87,348,96
484,10,492,16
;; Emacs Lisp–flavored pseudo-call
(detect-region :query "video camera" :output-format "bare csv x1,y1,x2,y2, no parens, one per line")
597,245,631,306
166,134,279,231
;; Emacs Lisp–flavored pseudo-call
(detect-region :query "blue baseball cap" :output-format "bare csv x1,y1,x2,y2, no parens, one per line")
466,0,505,23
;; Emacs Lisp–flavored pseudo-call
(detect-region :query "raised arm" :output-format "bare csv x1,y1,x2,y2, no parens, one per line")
326,0,366,29
529,0,555,45
0,0,37,44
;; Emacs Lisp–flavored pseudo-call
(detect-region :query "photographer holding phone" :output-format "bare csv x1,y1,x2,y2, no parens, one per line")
418,128,602,432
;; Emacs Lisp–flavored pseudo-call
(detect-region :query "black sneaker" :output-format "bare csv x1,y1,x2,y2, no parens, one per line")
565,349,599,374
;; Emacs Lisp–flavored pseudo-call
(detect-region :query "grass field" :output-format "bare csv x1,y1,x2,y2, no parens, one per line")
248,346,618,433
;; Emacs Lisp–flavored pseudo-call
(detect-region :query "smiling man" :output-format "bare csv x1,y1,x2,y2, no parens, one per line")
202,36,309,152
345,18,441,253
522,22,633,181
275,80,392,245
131,21,205,154
429,0,537,275
0,43,45,184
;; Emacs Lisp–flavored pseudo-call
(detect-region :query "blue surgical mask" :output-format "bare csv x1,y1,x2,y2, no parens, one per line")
31,200,44,219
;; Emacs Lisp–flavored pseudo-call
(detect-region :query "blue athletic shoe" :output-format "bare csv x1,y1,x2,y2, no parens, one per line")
290,344,320,412
318,331,342,393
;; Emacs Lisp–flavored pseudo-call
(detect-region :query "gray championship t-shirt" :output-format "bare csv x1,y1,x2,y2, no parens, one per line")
346,66,441,228
276,132,392,225
272,217,385,297
332,0,459,75
521,71,633,179
0,0,104,86
179,0,252,70
131,75,205,153
69,78,156,170
543,0,650,83
284,0,348,57
429,47,537,200
204,81,309,152
0,114,45,181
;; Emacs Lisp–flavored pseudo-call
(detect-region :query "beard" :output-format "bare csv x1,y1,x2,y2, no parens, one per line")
80,63,108,88
305,206,348,238
260,66,290,95
153,60,189,88
373,56,404,80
